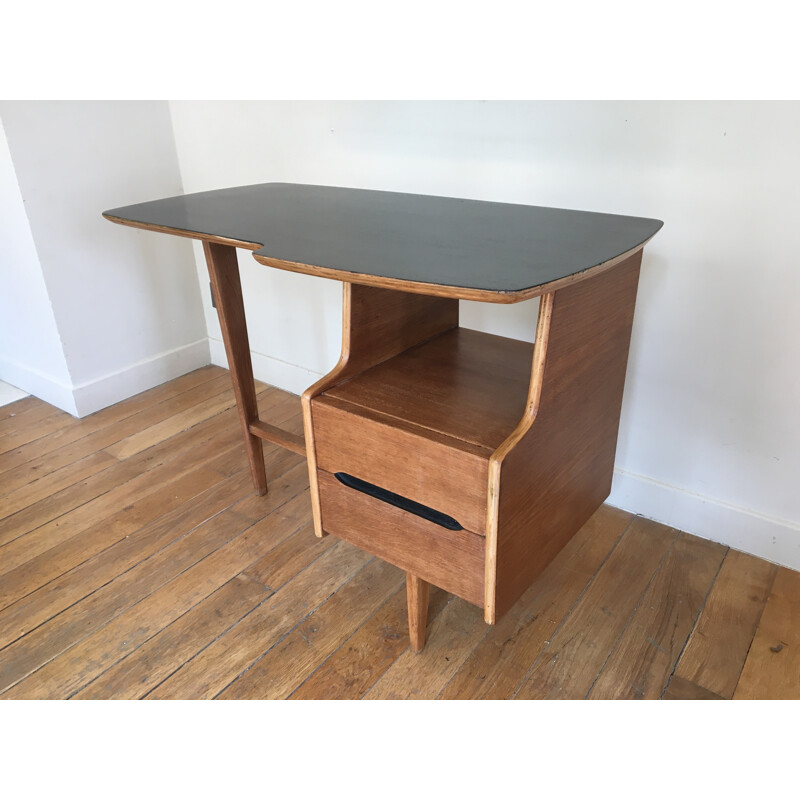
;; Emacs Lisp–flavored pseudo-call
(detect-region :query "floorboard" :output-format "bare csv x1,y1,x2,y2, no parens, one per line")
663,549,777,699
513,517,676,699
734,567,800,700
1,368,798,700
587,533,727,699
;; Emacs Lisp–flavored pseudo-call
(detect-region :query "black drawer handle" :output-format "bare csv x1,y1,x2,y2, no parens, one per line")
334,472,463,531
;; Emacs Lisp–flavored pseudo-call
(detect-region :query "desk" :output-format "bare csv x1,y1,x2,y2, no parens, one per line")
105,184,662,650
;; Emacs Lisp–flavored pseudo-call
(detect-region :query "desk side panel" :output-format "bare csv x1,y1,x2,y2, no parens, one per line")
487,252,642,622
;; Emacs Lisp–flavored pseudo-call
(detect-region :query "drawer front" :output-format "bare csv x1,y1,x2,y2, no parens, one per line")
312,395,489,535
318,469,485,607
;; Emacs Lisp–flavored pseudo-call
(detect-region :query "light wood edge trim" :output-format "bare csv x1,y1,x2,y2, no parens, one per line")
300,283,355,537
248,420,305,455
105,212,655,304
482,291,555,624
103,214,262,251
253,240,653,304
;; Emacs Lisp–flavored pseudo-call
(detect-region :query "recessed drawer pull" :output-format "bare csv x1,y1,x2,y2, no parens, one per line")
334,472,464,531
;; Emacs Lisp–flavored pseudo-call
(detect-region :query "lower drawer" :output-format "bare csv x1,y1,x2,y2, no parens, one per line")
317,469,485,607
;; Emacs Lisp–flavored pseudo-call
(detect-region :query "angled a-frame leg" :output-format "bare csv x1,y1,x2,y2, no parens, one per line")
406,573,430,652
203,241,268,495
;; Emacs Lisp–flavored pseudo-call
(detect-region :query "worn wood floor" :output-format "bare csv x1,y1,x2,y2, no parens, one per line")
0,366,797,700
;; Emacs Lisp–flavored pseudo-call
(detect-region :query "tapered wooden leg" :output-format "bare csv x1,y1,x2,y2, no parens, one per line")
406,573,430,652
203,241,267,495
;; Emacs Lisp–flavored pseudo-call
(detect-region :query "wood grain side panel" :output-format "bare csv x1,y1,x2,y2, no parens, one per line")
317,470,484,606
312,396,489,534
488,251,643,621
344,284,459,375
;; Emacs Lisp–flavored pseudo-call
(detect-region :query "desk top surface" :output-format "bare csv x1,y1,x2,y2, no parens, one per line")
104,183,662,302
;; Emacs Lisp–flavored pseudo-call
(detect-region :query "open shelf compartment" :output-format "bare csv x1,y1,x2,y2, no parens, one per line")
321,327,534,453
310,326,534,538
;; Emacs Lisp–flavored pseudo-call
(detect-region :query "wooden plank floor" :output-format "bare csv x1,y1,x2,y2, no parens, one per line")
1,366,798,700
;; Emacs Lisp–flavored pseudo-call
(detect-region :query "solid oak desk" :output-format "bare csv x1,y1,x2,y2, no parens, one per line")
104,184,662,651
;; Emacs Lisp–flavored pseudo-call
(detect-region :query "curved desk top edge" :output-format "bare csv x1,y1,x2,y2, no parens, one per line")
103,183,663,305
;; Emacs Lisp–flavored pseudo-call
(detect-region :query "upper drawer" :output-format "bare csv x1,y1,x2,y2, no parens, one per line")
311,395,489,535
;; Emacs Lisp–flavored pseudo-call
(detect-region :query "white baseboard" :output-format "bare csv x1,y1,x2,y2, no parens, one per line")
0,357,79,415
609,467,800,572
71,339,211,417
208,338,322,396
1,339,211,418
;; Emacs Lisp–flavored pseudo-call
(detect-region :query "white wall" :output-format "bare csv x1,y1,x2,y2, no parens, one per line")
0,117,73,410
170,100,800,570
0,102,208,416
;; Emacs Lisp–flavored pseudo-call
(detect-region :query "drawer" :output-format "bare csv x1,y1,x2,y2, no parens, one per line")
312,395,489,535
317,469,485,607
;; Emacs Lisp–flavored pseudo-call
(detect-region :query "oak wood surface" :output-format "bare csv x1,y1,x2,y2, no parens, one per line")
665,549,777,699
514,516,676,699
0,393,295,616
485,252,642,623
440,505,632,700
662,675,725,700
364,597,487,700
289,586,449,700
406,574,430,653
733,567,800,699
73,574,271,700
0,471,253,650
2,509,260,698
145,541,373,699
217,558,404,700
0,366,226,489
104,183,662,302
243,520,335,591
203,241,267,495
0,395,41,422
586,532,727,699
0,397,52,427
3,369,800,701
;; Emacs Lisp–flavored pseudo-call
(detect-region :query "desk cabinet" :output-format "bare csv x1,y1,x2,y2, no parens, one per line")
103,183,659,651
303,251,641,647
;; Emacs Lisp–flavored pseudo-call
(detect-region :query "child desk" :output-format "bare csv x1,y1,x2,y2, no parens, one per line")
104,184,662,650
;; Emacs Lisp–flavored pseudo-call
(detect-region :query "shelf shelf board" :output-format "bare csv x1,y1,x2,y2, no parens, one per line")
323,327,534,452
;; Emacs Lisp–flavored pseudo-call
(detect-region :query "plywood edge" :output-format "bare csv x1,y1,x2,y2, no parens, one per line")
102,214,263,251
104,212,654,304
253,241,653,304
301,283,355,537
483,292,555,623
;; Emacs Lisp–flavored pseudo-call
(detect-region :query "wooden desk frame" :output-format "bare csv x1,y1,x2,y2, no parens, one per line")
105,185,659,652
200,239,642,651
